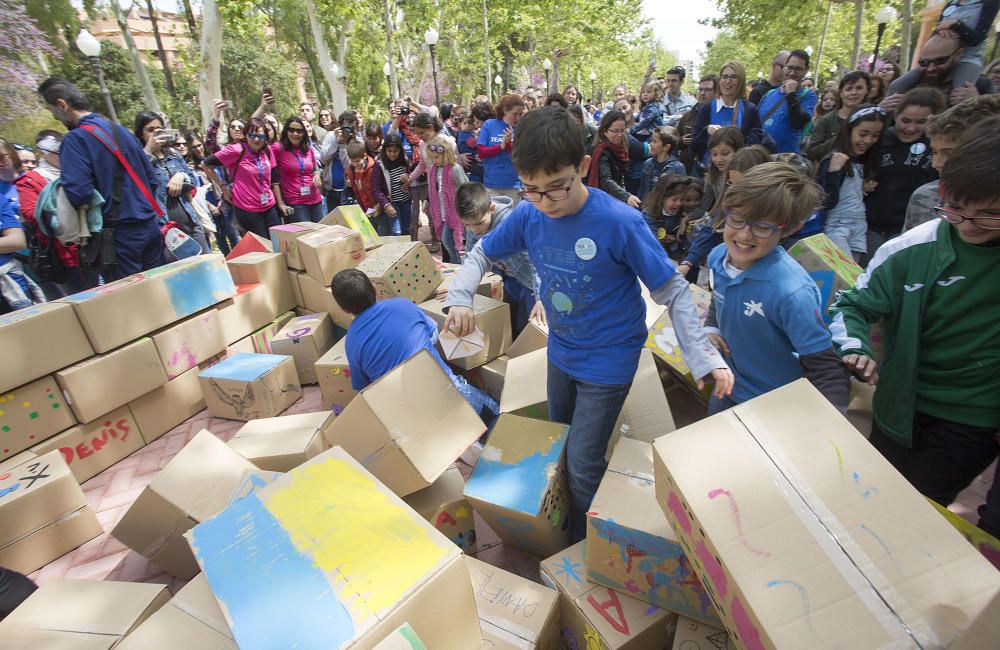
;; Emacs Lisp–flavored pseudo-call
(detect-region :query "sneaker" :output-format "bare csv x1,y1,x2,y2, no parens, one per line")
427,241,441,253
460,441,483,466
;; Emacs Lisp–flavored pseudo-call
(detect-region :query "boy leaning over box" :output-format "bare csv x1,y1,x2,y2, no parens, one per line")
704,162,851,415
830,116,1000,538
443,107,733,542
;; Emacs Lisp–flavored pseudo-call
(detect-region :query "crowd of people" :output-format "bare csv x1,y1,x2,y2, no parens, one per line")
0,3,995,549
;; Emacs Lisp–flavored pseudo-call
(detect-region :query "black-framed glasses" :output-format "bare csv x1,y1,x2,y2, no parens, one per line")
724,212,783,238
784,64,806,73
519,172,577,203
935,203,1000,230
919,55,953,68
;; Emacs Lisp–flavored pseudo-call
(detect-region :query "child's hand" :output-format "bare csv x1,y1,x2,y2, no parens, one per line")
626,194,641,209
829,152,850,172
863,179,878,194
842,354,879,385
879,93,904,112
707,332,730,356
676,262,692,277
529,300,547,327
444,306,476,336
706,124,721,136
698,368,734,398
950,82,979,106
385,204,397,217
400,173,410,185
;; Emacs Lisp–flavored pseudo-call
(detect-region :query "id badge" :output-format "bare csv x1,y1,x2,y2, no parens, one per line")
260,193,269,206
299,185,310,196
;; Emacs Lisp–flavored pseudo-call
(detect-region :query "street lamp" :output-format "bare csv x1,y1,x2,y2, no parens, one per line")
494,74,503,99
805,45,814,56
872,5,898,72
543,58,552,93
589,71,596,103
75,29,118,124
424,26,440,107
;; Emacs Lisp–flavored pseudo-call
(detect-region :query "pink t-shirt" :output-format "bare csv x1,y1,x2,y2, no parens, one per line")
270,143,322,205
214,143,276,212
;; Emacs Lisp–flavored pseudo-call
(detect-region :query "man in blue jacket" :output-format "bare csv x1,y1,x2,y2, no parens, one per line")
37,77,164,278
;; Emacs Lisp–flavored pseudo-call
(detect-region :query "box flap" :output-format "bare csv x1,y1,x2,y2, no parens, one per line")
467,556,558,645
540,541,590,600
402,466,466,519
198,352,290,381
506,321,548,359
498,348,548,414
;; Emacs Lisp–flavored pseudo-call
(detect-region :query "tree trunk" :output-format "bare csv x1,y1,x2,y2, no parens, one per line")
335,22,351,111
383,0,399,100
482,0,490,97
304,0,346,114
144,0,176,98
113,2,161,113
179,0,197,41
815,0,833,82
852,0,864,71
198,0,223,129
900,0,913,70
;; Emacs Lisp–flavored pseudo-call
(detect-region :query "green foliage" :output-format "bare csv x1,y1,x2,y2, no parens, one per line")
218,33,301,122
25,0,80,51
52,39,153,127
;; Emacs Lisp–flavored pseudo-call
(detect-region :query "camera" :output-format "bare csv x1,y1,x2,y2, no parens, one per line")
399,102,410,116
341,125,355,140
162,129,180,144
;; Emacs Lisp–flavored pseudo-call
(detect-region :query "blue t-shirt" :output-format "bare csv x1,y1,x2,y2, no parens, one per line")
481,188,673,384
707,243,831,403
477,119,520,189
344,297,455,390
0,193,24,267
758,88,817,154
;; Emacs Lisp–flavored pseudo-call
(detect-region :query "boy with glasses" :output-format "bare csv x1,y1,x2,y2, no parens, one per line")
442,107,733,542
757,49,817,154
831,116,1000,538
703,162,850,415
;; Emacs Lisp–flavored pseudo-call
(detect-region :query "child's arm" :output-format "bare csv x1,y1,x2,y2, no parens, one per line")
442,240,495,333
630,104,664,135
799,350,852,412
944,0,999,47
815,155,848,211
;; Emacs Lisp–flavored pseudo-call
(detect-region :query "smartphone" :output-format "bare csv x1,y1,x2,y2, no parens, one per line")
162,129,180,144
262,88,273,103
222,100,234,110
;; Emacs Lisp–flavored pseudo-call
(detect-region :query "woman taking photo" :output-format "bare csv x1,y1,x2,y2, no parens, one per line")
272,116,324,223
806,70,871,161
587,109,639,208
691,61,764,167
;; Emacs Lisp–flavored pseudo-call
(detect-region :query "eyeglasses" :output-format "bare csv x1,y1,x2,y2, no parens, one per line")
519,172,577,203
11,143,32,152
784,64,806,73
720,74,740,81
724,212,783,238
606,128,626,135
918,55,953,68
247,133,268,141
935,203,1000,230
176,141,188,147
286,127,305,134
229,123,244,130
428,144,446,153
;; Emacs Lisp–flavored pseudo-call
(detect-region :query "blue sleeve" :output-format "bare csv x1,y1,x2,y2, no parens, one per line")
684,222,721,266
481,204,527,260
631,104,664,135
344,335,371,391
667,160,686,176
801,91,818,117
1,195,21,230
477,123,491,147
59,133,94,207
777,284,833,357
619,216,673,290
641,209,658,237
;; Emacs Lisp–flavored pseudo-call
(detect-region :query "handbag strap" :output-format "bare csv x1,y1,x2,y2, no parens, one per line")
80,123,164,218
761,90,789,123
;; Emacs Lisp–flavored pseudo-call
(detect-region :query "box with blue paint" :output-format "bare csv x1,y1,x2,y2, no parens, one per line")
586,438,720,627
198,353,301,421
184,446,481,649
464,413,570,557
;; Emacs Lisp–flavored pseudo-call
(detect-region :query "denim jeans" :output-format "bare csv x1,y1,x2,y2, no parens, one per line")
454,376,499,427
707,393,738,416
547,360,632,542
441,221,460,264
289,201,326,223
394,201,412,235
213,208,240,255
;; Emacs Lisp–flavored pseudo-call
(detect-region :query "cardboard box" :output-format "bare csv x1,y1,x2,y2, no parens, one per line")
402,466,476,551
357,241,442,304
215,283,280,344
225,231,272,260
227,411,334,471
62,254,236,353
32,405,143,483
0,303,94,394
297,270,354,329
315,337,358,414
0,578,170,646
464,414,570,557
289,269,304,306
117,574,237,650
269,221,326,270
587,438,719,625
419,294,512,370
499,347,548,420
0,375,75,463
645,285,712,401
652,379,1000,649
151,309,227,379
540,541,676,649
128,368,206,444
111,429,257,578
271,312,339,384
0,451,102,573
0,629,118,649
56,338,167,424
465,356,507,403
788,233,862,323
296,224,367,285
507,321,548,358
467,556,560,649
249,311,295,354
228,251,297,315
0,449,36,474
434,261,501,300
609,348,676,456
228,335,256,355
372,624,426,649
672,617,732,650
321,203,383,250
198,353,301,421
185,446,481,649
322,349,486,497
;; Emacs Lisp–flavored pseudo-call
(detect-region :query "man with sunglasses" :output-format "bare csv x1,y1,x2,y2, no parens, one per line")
831,116,1000,539
757,49,817,154
887,34,994,107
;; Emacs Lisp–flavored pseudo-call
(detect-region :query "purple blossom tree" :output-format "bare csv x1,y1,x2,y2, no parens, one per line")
0,0,59,123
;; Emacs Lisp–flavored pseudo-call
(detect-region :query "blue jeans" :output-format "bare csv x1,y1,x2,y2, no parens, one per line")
547,360,632,542
441,222,460,264
372,211,401,236
213,208,240,255
394,201,412,235
503,276,535,337
707,393,738,416
454,376,499,427
289,201,326,223
112,219,166,279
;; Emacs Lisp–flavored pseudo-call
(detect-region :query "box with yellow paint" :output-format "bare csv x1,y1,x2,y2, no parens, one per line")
645,285,712,402
185,446,480,650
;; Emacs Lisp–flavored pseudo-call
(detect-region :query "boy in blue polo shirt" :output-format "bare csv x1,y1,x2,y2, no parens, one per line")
704,162,850,415
444,107,733,542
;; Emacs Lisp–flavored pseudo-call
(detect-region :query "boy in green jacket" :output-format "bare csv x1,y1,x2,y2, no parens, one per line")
830,116,1000,537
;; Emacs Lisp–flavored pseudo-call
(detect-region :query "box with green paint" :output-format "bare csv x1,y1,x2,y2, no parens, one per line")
0,375,74,463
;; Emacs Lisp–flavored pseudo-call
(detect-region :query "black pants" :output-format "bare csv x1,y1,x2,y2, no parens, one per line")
0,568,36,620
233,205,282,239
870,412,1000,537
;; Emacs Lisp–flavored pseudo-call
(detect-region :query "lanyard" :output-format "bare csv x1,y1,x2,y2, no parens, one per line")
295,149,308,177
252,149,267,185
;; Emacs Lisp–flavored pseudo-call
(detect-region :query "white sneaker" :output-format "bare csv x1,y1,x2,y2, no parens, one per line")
460,441,484,466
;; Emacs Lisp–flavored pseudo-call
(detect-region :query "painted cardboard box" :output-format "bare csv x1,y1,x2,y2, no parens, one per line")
0,375,75,463
215,283,280,345
111,429,257,579
608,348,677,458
465,356,507,403
0,578,170,647
464,414,570,557
297,224,367,285
540,541,676,650
671,616,732,650
322,203,383,250
587,438,719,626
0,451,102,574
652,379,1000,649
402,466,476,551
228,250,297,315
227,468,284,506
467,556,560,649
271,312,339,384
357,241,442,304
930,498,1000,570
198,353,301,421
118,574,237,650
297,271,355,329
151,309,227,379
32,405,143,483
315,336,358,414
227,411,334,472
322,349,485,496
372,624,426,649
419,293,512,370
249,311,295,354
0,303,94,394
184,446,481,649
434,260,502,301
129,367,206,444
498,347,548,420
645,285,712,401
269,221,326,270
225,231,272,260
62,254,236,353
